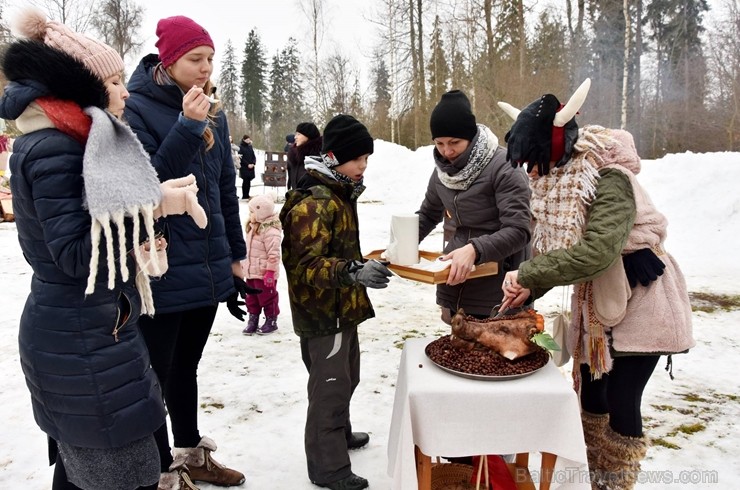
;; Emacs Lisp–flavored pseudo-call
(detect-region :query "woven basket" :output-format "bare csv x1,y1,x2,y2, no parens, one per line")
431,463,475,490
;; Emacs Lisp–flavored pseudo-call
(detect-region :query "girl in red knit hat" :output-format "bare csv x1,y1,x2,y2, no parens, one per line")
125,15,250,490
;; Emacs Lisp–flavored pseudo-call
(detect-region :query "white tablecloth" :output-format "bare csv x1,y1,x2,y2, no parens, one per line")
387,338,590,489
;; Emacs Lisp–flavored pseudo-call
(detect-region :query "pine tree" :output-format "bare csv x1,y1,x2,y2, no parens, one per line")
427,15,449,106
241,29,268,137
645,0,709,152
370,53,392,142
268,38,306,149
218,39,241,117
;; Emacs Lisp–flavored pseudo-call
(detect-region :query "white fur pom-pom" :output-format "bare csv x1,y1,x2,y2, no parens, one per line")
11,8,49,41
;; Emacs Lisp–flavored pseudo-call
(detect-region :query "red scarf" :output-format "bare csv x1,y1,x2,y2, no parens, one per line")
35,97,92,145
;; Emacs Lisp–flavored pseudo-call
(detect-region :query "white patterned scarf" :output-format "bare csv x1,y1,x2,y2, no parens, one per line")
529,127,617,254
528,126,622,383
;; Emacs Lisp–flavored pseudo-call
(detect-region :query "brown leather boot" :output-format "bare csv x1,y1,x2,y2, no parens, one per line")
174,436,245,487
158,456,200,490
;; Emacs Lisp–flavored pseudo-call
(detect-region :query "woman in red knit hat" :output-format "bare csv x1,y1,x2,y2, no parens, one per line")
124,15,249,490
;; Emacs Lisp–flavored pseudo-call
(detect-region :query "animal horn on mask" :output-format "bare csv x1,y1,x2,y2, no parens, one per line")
553,78,591,127
497,101,520,121
497,78,591,124
497,78,591,175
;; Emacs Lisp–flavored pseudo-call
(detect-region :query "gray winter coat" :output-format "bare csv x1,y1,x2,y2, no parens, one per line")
417,127,532,317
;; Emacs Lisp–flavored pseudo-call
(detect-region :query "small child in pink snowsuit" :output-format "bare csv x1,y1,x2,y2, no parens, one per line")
243,194,282,335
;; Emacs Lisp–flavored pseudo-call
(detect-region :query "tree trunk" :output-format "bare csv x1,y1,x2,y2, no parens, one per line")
621,0,630,129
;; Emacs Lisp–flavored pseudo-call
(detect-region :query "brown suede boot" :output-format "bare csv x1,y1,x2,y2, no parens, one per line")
599,427,649,490
174,436,245,487
158,455,200,490
581,411,610,489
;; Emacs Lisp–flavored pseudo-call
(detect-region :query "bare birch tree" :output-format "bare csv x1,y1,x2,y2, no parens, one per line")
91,0,144,72
298,0,325,121
621,0,630,128
32,0,93,32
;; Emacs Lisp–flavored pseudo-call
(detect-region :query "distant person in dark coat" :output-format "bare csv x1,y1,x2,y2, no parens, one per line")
284,133,295,152
287,122,322,190
239,134,257,199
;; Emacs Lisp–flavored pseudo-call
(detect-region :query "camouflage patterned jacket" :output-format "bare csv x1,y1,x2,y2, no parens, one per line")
279,170,375,338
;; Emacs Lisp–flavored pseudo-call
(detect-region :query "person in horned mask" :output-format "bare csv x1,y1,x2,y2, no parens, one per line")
499,79,694,490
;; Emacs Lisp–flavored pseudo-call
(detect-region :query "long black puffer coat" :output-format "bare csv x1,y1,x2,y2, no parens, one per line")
0,40,165,449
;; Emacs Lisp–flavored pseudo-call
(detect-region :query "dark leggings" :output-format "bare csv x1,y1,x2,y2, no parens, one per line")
139,305,218,469
52,453,157,490
580,355,660,437
242,178,252,199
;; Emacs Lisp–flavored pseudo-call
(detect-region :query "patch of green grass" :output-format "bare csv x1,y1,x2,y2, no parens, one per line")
652,437,681,449
677,423,706,435
683,393,710,403
651,404,676,412
689,292,740,312
201,402,224,410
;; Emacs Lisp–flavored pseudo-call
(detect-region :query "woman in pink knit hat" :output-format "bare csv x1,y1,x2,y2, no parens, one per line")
0,8,208,490
125,15,248,489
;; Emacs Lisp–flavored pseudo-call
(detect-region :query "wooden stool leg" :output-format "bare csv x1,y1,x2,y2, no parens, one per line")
539,452,557,490
516,452,530,468
415,445,432,490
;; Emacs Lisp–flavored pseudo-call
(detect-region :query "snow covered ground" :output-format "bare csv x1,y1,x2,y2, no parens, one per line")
1,141,737,489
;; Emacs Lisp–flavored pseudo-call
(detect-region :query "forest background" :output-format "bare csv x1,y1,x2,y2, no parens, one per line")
1,0,738,158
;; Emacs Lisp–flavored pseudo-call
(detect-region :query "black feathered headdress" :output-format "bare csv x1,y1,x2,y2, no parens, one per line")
498,79,591,176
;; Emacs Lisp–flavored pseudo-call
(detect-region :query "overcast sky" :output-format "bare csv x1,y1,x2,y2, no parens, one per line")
4,0,377,78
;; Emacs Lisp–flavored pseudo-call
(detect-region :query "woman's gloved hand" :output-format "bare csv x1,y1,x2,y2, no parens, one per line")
225,292,246,321
154,174,208,228
226,277,263,321
233,276,262,296
622,248,665,287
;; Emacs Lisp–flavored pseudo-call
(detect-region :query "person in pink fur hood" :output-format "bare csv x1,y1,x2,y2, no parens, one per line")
243,194,282,335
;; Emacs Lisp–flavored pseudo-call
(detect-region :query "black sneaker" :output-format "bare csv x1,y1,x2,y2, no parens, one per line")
346,432,369,449
314,473,369,490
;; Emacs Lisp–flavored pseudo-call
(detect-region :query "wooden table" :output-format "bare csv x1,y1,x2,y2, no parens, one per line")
387,338,590,490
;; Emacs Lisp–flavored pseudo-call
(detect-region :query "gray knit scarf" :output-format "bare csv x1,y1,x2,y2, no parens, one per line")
304,154,366,200
434,124,498,190
82,107,162,314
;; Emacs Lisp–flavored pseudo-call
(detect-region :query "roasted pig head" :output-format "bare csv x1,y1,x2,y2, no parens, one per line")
450,308,543,360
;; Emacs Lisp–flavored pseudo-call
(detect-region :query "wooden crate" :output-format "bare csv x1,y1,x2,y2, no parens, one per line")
364,249,498,285
0,198,13,222
262,151,287,187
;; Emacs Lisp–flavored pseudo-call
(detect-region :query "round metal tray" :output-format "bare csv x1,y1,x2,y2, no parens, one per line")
425,343,548,381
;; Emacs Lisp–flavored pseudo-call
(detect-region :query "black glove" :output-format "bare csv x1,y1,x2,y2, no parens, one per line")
347,260,392,289
226,292,246,321
622,248,665,288
233,276,262,296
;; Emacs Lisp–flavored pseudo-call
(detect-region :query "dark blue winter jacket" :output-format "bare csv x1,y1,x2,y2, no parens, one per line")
0,41,165,449
124,54,247,313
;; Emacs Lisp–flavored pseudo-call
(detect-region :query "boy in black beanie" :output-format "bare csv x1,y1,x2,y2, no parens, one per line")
279,114,391,490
